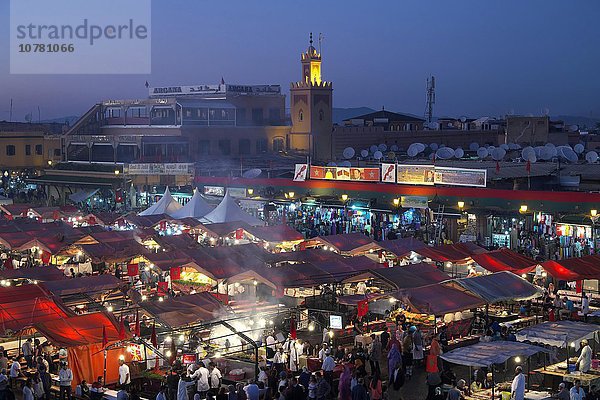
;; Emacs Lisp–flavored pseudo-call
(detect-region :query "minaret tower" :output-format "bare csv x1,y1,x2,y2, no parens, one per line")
289,33,333,161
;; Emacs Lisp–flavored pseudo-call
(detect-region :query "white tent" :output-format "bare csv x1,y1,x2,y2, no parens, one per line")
200,190,263,226
139,187,182,216
170,189,214,219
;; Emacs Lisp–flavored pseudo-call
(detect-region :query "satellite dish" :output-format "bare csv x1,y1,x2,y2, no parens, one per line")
574,143,585,154
476,147,489,159
500,144,509,151
407,147,419,157
534,146,544,158
369,145,378,153
557,146,578,163
390,144,399,152
342,147,355,159
339,160,351,167
491,148,506,161
542,108,550,116
509,143,522,150
360,149,369,158
436,147,455,160
454,148,464,158
585,151,598,164
427,122,439,129
539,147,553,161
327,162,337,167
521,147,537,163
430,143,439,151
469,142,480,151
459,116,467,123
378,144,387,152
414,143,426,152
373,151,383,160
242,168,262,179
439,144,446,148
569,124,579,132
387,151,396,159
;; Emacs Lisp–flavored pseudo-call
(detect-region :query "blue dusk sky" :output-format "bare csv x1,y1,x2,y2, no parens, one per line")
0,0,599,121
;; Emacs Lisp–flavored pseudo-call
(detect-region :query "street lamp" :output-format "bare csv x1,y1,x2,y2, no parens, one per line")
519,205,528,213
114,169,120,175
457,201,465,210
288,191,295,199
393,198,400,207
341,194,348,202
247,188,254,196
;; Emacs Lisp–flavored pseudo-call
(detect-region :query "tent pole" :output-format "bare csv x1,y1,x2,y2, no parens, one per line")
103,349,107,385
491,366,495,399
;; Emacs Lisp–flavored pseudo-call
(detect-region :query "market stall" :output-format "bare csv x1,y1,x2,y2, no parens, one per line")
308,232,381,256
470,249,539,276
34,312,132,386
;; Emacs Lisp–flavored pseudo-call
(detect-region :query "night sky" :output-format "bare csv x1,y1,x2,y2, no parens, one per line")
0,0,599,121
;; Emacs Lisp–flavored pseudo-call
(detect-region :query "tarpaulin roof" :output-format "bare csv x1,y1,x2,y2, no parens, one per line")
346,263,450,290
153,234,197,251
441,341,548,367
200,191,264,226
140,292,227,329
471,248,538,275
69,189,99,203
0,266,67,282
123,214,172,229
80,240,148,263
338,293,385,306
34,312,126,347
516,321,599,349
197,221,253,238
42,274,123,297
378,237,427,257
0,203,31,217
169,189,214,219
139,187,182,217
84,212,123,226
143,250,192,271
265,248,348,265
244,225,304,243
448,271,542,303
541,254,600,281
312,233,380,254
393,283,485,316
415,242,487,263
0,284,71,335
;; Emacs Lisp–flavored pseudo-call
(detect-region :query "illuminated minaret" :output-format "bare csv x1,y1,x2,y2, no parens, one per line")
289,33,333,161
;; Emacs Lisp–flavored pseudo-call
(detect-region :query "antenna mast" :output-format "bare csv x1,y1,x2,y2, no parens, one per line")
318,33,323,54
425,76,435,123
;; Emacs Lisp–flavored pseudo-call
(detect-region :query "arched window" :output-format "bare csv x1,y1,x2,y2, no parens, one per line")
319,109,324,121
298,110,304,122
273,137,285,152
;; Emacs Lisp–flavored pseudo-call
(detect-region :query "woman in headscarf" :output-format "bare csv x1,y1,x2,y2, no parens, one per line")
387,343,402,379
338,365,352,400
387,362,404,400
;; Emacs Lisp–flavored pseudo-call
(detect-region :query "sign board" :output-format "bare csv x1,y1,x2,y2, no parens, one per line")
204,186,225,196
293,164,308,181
401,196,429,209
433,167,487,188
310,166,380,182
227,187,247,198
397,165,435,185
126,163,194,176
381,163,396,183
329,315,343,330
149,84,281,98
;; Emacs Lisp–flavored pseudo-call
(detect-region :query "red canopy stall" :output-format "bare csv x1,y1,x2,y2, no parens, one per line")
34,312,131,386
542,254,600,281
470,248,538,275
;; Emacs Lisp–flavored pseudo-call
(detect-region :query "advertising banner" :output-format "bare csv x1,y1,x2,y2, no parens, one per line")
397,164,435,185
310,166,380,182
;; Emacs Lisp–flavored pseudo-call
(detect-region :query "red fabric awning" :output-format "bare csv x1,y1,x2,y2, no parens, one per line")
0,266,67,282
378,237,427,257
394,283,485,316
313,233,380,253
0,284,71,335
244,225,304,243
471,248,538,275
140,293,226,328
42,274,123,297
542,255,600,281
415,242,487,263
34,311,125,347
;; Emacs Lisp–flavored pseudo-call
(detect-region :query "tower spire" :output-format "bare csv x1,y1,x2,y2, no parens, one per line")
309,32,313,46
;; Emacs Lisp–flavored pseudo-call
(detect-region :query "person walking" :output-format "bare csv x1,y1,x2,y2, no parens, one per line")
368,335,381,376
510,366,525,400
58,362,73,400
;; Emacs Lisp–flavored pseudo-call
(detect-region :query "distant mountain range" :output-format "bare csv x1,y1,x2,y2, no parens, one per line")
40,115,79,125
39,110,599,130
